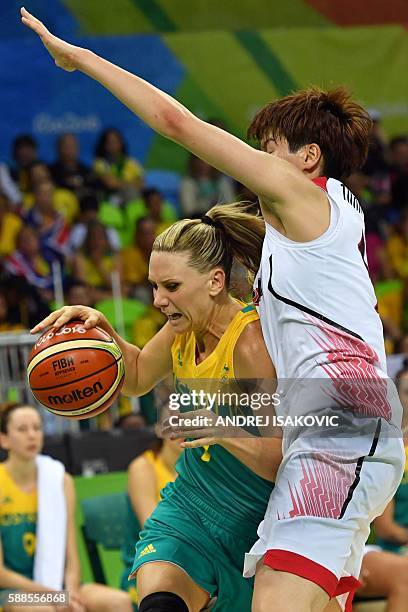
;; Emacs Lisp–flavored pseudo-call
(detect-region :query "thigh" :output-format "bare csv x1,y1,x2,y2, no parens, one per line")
131,498,217,601
137,561,209,612
358,551,408,598
208,526,255,612
253,563,330,612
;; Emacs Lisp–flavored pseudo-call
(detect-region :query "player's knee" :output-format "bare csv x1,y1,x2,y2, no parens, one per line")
111,590,133,611
138,591,189,612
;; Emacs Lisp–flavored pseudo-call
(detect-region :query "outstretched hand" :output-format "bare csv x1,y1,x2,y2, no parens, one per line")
20,6,79,71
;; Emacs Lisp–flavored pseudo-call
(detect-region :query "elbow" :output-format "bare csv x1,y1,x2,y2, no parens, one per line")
160,107,190,142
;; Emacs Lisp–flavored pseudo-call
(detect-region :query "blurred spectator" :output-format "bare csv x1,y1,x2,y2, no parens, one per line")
94,128,143,202
5,226,53,302
69,193,120,253
114,413,147,430
65,281,96,308
390,136,408,210
99,187,177,249
10,134,38,193
0,290,24,332
72,220,122,302
365,216,388,284
386,210,408,279
0,276,50,330
0,191,22,258
396,336,408,355
362,109,389,177
24,161,79,223
23,180,70,265
0,162,21,207
122,217,155,301
180,153,236,217
142,188,176,235
50,133,91,196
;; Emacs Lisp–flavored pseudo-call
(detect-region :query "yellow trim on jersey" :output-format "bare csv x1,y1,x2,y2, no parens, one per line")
171,303,259,461
171,303,258,381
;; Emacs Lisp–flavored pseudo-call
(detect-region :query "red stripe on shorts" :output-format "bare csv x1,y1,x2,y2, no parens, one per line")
264,549,361,607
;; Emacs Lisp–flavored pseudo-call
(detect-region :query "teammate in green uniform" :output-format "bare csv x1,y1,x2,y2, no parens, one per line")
32,203,282,612
0,402,132,612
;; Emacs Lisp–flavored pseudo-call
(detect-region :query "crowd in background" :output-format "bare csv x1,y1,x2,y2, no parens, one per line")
1,114,408,357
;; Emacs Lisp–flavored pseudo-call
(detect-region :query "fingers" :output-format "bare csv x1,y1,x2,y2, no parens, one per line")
30,306,97,334
21,7,49,37
30,309,67,334
181,437,216,449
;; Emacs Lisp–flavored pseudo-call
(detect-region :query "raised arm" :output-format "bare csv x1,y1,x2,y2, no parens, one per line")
20,7,326,239
31,305,174,397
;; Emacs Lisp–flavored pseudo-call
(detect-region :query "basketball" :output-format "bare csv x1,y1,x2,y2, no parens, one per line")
27,320,125,419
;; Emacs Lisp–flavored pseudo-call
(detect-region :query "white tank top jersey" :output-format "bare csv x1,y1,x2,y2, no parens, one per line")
254,177,399,425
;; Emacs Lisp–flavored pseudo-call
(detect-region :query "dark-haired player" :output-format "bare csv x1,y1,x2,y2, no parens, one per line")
21,8,404,611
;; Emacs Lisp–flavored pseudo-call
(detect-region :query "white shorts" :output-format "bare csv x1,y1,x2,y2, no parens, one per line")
244,419,404,612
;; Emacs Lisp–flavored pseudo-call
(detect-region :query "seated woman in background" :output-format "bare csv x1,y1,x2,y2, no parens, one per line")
93,128,143,203
23,162,79,224
72,220,122,303
0,402,132,612
5,226,53,304
50,133,91,197
120,418,182,608
355,363,408,611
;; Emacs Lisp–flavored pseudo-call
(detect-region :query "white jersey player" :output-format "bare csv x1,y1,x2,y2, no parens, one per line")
21,9,405,612
245,175,404,612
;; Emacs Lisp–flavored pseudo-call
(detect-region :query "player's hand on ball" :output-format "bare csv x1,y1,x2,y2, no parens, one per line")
30,305,110,335
21,7,79,72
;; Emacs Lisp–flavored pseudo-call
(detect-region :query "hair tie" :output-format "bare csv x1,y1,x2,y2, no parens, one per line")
201,215,225,232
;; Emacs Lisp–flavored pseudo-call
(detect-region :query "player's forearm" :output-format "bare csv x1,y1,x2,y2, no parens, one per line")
109,331,142,396
0,567,52,591
220,437,279,482
375,521,408,545
75,48,190,141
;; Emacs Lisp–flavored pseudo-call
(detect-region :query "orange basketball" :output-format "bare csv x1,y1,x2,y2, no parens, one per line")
27,320,125,419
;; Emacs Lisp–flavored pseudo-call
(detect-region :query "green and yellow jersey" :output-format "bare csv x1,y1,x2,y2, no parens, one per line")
0,463,37,579
169,304,274,527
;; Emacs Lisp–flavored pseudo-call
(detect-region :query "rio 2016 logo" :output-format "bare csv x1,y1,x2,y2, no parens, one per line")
35,324,87,350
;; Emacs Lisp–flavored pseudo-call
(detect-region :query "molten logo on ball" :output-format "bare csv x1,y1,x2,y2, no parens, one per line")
48,381,103,405
27,320,125,419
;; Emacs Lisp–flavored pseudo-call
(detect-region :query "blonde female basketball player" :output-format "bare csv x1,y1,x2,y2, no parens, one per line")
32,204,282,612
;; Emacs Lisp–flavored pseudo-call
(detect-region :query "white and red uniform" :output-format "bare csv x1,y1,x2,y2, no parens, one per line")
244,177,404,611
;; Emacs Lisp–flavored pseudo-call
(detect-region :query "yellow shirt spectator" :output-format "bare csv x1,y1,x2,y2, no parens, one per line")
94,156,143,186
0,212,22,257
121,245,148,286
23,187,79,224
